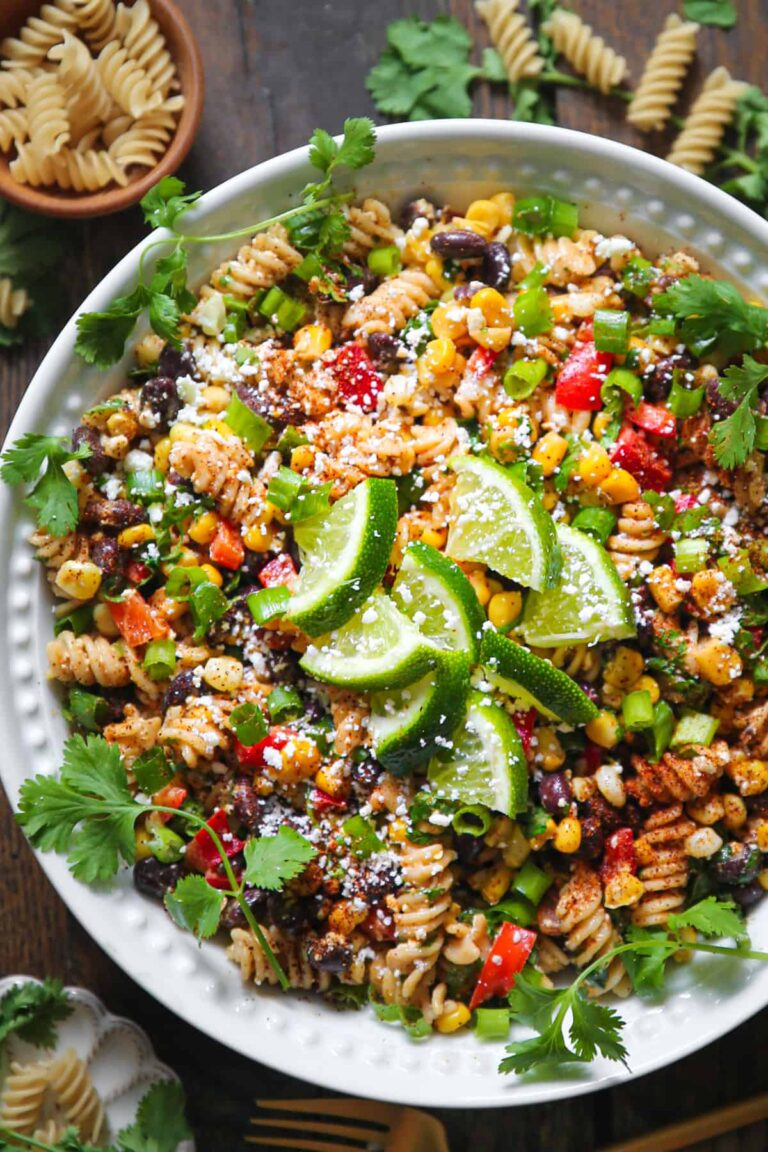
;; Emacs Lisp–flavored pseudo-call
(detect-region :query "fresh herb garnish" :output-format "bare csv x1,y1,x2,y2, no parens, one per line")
242,826,318,890
683,0,737,27
342,815,384,859
655,275,768,360
366,16,483,120
0,979,71,1049
709,355,768,468
0,433,91,536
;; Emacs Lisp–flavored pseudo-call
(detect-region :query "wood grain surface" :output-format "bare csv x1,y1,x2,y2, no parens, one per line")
1,2,767,1149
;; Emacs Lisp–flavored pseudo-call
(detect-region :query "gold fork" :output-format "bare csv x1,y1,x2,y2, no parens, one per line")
248,1097,450,1152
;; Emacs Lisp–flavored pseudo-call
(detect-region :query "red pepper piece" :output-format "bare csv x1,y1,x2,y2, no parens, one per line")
674,493,698,514
469,922,537,1010
108,590,169,646
125,560,152,585
584,740,602,774
204,864,242,891
185,809,244,874
152,779,188,824
209,519,245,570
258,553,298,591
600,827,637,883
234,726,292,770
311,787,346,816
465,347,499,376
512,708,537,756
363,904,397,942
628,401,677,439
331,343,383,413
575,320,593,343
750,627,765,648
610,425,672,492
554,341,613,411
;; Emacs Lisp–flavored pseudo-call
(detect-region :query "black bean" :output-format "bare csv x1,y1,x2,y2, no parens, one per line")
578,815,604,860
346,267,378,298
712,845,761,887
430,230,488,260
90,535,120,577
306,932,353,974
162,670,202,713
400,198,436,230
133,858,182,901
350,756,381,801
453,280,488,303
220,887,268,929
456,833,486,866
82,498,147,529
72,425,110,477
539,772,573,815
140,376,181,428
232,777,263,832
266,893,314,931
645,353,693,403
237,381,306,430
732,882,766,909
483,242,512,291
366,332,402,368
206,584,260,645
707,375,738,420
158,343,196,381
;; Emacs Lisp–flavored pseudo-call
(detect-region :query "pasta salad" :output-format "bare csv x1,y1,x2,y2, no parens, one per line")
6,121,768,1073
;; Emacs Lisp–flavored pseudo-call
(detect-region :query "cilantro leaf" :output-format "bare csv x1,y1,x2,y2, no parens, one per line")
132,748,174,796
500,1026,579,1074
655,275,768,359
507,969,561,1032
481,47,508,83
668,896,747,941
75,286,150,368
117,1079,192,1152
366,16,480,122
683,0,737,27
242,826,317,891
709,355,768,468
510,83,555,125
341,815,384,859
0,979,72,1049
569,994,628,1065
141,176,201,231
622,926,676,996
304,118,376,202
0,433,90,537
164,875,224,940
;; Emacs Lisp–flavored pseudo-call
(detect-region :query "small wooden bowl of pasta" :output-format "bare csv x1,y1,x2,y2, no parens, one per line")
0,0,204,218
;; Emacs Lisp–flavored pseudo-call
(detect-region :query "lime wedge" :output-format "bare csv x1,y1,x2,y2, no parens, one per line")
519,524,636,647
392,540,485,659
445,455,560,591
370,651,471,774
300,590,435,690
287,477,397,637
480,626,599,725
427,691,528,818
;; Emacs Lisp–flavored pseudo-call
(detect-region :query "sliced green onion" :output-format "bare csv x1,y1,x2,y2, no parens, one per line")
289,481,333,524
452,804,492,838
126,469,165,504
234,344,259,367
275,297,307,332
475,1008,510,1040
487,894,536,928
643,490,676,530
717,550,768,595
668,374,704,418
670,710,720,749
647,699,675,762
190,582,228,643
512,859,552,907
674,537,709,574
267,466,304,511
549,198,579,238
145,823,185,864
53,604,94,637
267,686,303,722
512,196,551,235
622,689,654,732
258,285,288,319
367,244,402,277
754,659,768,686
503,358,548,399
225,392,272,453
248,586,291,625
222,306,246,344
277,426,310,457
622,256,654,298
293,253,325,282
755,414,768,451
63,686,110,732
570,506,617,545
648,316,676,336
600,366,642,408
513,286,552,336
142,637,177,681
594,309,630,354
165,566,209,601
519,262,546,290
223,294,250,315
230,701,268,746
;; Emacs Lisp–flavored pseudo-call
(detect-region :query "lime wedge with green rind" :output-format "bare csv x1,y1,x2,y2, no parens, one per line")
392,540,485,659
300,590,435,691
519,523,636,647
287,477,397,637
445,455,560,591
427,691,528,818
480,626,599,725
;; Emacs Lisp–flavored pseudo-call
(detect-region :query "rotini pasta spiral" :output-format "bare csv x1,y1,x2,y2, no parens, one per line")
104,703,162,766
627,14,699,133
475,0,544,84
210,225,304,298
632,804,696,927
667,67,748,174
0,1060,50,1135
168,431,267,527
343,269,439,336
10,142,128,190
49,31,113,125
0,276,29,329
630,741,729,805
70,0,118,51
510,231,599,287
159,698,234,768
543,9,628,94
108,117,172,169
25,73,70,155
548,862,630,997
0,69,34,109
0,3,78,70
97,39,160,119
47,1049,105,1145
115,0,177,93
47,630,132,688
229,925,332,991
607,500,668,581
343,197,403,261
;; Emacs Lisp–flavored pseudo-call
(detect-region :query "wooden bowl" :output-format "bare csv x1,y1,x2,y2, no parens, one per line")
0,0,204,218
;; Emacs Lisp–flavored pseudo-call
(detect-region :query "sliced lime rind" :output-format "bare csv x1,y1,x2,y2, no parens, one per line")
392,540,485,660
480,626,599,725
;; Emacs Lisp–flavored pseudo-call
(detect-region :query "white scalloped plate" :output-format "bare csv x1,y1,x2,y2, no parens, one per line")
0,976,195,1148
2,121,768,1108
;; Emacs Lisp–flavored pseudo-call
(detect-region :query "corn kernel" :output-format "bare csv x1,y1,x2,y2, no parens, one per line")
586,710,621,749
117,523,156,549
54,560,102,601
726,758,768,797
431,302,469,342
467,308,512,352
648,564,685,614
672,924,697,964
529,817,557,851
200,385,231,413
134,331,164,367
685,794,725,826
598,468,641,504
203,655,243,693
204,418,236,439
293,322,333,361
637,674,660,704
425,256,451,291
490,191,515,226
471,287,510,327
150,587,188,623
169,422,198,444
387,819,408,843
604,647,644,690
480,864,513,905
487,578,504,597
722,793,748,831
328,899,368,936
690,568,737,617
541,487,560,512
554,816,581,854
467,569,492,607
315,760,347,798
244,523,277,552
422,337,457,373
154,436,172,472
290,444,317,472
420,526,448,550
592,410,614,440
535,727,566,771
577,443,612,487
435,1004,471,1034
107,410,138,437
604,871,644,908
532,431,569,477
759,869,768,892
171,546,200,568
466,199,502,232
62,459,87,489
595,761,626,808
692,637,742,686
488,591,522,630
134,826,154,861
188,511,219,545
757,824,768,853
93,602,120,637
199,563,223,587
684,826,723,859
447,215,494,238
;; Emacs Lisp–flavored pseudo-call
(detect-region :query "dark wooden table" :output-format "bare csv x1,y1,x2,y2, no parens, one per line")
2,2,768,1148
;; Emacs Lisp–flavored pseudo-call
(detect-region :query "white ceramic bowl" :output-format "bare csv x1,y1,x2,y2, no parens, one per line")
2,121,768,1108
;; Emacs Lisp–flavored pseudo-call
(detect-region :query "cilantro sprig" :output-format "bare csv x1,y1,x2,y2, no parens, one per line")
655,275,768,360
17,734,319,989
501,898,767,1075
0,979,72,1050
74,119,376,368
0,433,91,537
710,356,768,468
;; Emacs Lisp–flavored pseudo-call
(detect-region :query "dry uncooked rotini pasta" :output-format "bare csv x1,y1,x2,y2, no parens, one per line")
97,39,161,119
543,8,628,93
115,0,176,93
667,65,749,174
47,1049,105,1145
25,73,70,155
70,0,118,51
0,1061,51,1135
11,141,128,190
475,0,544,85
627,13,699,133
0,3,77,69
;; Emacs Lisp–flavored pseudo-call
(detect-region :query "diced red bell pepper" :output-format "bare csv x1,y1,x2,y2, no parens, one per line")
331,343,383,413
600,827,637,883
674,493,698,514
234,726,292,770
363,904,397,942
204,865,242,891
311,787,347,816
584,740,602,774
512,708,537,757
465,347,499,376
108,590,169,646
125,560,152,585
185,809,244,874
610,425,673,492
575,320,593,343
628,402,677,439
209,519,245,570
152,779,188,824
750,627,765,648
555,341,613,411
258,553,298,591
469,922,537,1010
